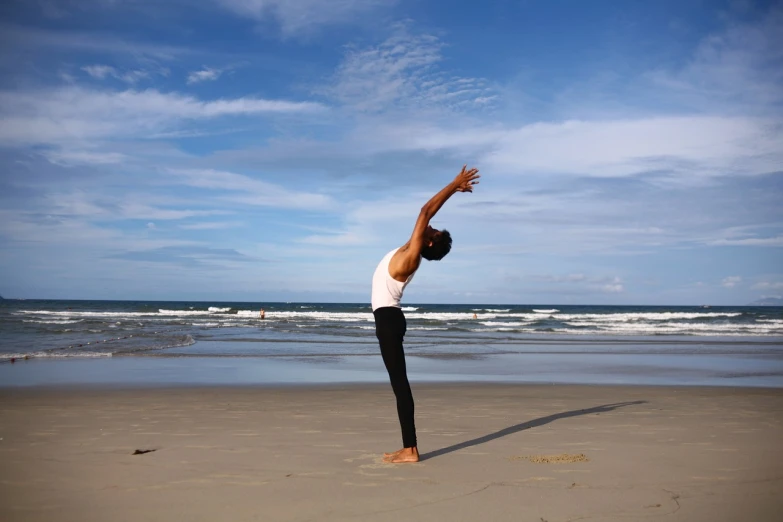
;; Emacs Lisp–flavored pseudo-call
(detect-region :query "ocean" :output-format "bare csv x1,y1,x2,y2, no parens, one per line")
1,300,782,387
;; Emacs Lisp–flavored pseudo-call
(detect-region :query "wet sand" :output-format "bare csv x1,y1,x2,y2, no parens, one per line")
1,384,782,521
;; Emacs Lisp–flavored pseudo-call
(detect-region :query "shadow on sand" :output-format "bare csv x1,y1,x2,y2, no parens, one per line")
421,400,647,461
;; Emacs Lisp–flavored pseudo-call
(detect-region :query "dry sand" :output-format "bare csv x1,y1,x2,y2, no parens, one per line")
1,384,782,521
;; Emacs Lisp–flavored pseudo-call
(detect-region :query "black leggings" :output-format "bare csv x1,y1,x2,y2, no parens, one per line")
373,306,416,448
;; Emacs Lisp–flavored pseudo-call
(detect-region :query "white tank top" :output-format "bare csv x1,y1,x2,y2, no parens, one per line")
371,248,417,311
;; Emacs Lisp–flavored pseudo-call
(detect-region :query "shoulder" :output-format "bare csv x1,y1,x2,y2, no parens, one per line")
392,242,417,262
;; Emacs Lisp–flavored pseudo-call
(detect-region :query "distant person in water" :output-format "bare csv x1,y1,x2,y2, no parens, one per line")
259,309,265,319
371,165,480,463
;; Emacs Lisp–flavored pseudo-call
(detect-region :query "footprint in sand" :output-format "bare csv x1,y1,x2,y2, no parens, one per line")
510,453,589,463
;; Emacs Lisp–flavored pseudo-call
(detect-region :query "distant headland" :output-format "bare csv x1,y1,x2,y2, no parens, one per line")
748,297,783,306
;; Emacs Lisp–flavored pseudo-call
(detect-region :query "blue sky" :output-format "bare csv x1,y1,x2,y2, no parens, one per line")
0,0,781,305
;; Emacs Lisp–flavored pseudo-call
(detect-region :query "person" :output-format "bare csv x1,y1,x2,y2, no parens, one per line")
259,308,265,319
371,165,480,463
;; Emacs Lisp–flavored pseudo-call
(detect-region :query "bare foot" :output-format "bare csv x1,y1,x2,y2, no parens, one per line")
382,446,419,463
383,448,403,458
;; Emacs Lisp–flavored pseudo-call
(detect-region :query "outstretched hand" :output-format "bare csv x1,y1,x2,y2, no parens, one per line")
454,165,480,192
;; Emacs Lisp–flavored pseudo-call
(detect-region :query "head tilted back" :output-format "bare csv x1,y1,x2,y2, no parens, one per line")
421,229,452,261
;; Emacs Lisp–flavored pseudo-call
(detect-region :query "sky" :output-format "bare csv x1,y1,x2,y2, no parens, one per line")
0,0,781,305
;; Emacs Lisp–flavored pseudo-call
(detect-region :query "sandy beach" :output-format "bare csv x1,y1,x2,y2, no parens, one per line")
1,383,782,521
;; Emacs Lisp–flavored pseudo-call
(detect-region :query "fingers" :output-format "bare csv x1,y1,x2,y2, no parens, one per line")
457,165,480,190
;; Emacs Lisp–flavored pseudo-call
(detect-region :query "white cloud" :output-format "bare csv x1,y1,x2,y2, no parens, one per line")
179,221,244,230
326,26,494,113
752,281,783,290
116,202,225,221
647,7,783,112
487,117,781,178
82,65,116,79
120,70,150,83
532,274,624,294
601,277,625,294
37,191,230,222
350,115,782,180
1,24,189,61
166,168,334,210
82,64,150,83
0,86,326,145
722,276,742,288
42,149,128,166
217,0,394,35
533,274,588,283
710,236,783,247
187,67,223,84
299,232,363,245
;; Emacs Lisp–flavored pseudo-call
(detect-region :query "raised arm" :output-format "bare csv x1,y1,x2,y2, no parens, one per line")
389,165,480,280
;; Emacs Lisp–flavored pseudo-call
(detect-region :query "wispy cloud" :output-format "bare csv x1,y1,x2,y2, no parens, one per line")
336,115,782,182
532,274,625,294
325,25,494,113
0,86,326,145
166,168,335,210
33,190,230,222
179,221,244,230
752,281,783,291
82,64,149,83
0,24,190,61
82,64,115,79
533,274,589,283
722,276,742,288
217,0,395,35
484,116,782,179
187,67,223,84
41,149,128,166
107,246,253,267
710,236,783,246
647,7,783,112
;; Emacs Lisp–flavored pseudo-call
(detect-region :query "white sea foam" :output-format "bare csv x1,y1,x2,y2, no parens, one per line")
480,321,531,327
236,310,262,318
266,311,374,322
4,351,112,360
13,307,779,337
158,309,215,316
552,321,781,335
409,326,448,331
19,310,156,317
23,319,82,324
554,312,743,321
406,312,499,321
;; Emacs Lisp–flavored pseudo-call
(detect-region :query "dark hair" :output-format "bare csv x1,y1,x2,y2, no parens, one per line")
421,229,452,261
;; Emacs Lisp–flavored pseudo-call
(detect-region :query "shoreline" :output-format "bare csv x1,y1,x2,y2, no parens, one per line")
2,350,782,388
1,383,782,521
